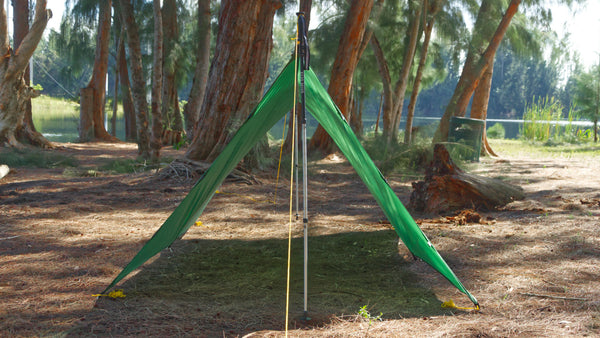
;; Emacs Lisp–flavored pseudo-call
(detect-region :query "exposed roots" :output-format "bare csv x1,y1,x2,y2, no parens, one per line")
157,158,260,185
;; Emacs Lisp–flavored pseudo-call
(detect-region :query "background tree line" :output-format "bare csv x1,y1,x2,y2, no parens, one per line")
0,0,597,161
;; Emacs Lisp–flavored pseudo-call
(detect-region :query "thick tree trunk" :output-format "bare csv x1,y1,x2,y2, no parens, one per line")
309,0,374,154
80,0,115,142
405,0,436,144
185,0,281,162
117,32,136,141
160,0,183,146
13,0,49,147
119,0,150,158
471,57,498,156
151,0,163,162
386,0,422,144
433,0,521,143
409,144,524,213
0,0,51,147
183,0,211,141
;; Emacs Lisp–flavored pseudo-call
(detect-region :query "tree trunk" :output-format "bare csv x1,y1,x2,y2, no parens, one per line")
160,0,183,146
386,0,422,144
119,0,150,158
300,0,312,28
183,0,211,141
409,144,524,213
404,0,436,144
0,0,51,148
13,0,49,147
117,30,136,141
110,23,123,138
309,0,374,154
433,0,521,143
471,57,498,156
80,0,115,142
371,33,393,137
150,0,163,162
185,0,281,162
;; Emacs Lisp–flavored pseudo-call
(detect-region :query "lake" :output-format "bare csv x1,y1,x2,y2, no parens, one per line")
33,112,593,143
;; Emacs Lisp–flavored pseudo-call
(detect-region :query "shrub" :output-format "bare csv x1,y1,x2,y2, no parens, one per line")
486,123,505,139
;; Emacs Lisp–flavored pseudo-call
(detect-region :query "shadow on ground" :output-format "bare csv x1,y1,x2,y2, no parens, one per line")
69,231,452,336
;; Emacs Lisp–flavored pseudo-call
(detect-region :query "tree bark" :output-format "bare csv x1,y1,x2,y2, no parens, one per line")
371,33,393,136
119,0,150,158
183,0,211,141
433,0,521,143
471,57,498,156
150,0,163,162
117,29,136,142
309,0,374,154
300,0,312,28
111,29,122,137
386,0,422,144
13,0,48,147
0,0,51,147
404,0,437,144
160,0,183,146
185,0,281,162
79,0,115,142
409,144,523,213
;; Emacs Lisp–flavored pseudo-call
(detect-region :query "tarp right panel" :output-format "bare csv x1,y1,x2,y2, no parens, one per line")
303,69,478,306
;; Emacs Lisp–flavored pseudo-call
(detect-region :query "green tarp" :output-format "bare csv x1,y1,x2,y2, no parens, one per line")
102,61,478,306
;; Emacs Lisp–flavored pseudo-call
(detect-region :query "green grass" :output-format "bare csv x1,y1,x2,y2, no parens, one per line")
489,139,600,159
0,148,79,168
124,231,448,320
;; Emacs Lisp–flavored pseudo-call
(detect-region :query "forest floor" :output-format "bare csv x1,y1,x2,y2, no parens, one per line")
0,140,599,337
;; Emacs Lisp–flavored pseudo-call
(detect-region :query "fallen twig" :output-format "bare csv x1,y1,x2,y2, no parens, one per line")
0,235,20,241
519,292,589,301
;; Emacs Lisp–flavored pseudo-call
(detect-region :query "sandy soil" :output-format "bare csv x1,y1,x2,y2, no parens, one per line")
0,142,598,337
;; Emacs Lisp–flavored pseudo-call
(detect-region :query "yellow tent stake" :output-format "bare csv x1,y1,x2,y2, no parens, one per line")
441,299,480,311
93,289,126,299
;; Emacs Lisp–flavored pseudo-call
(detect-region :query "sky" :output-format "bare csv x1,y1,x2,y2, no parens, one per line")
17,1,600,69
550,0,600,69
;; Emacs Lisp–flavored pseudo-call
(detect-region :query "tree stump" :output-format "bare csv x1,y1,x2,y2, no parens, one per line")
409,144,524,213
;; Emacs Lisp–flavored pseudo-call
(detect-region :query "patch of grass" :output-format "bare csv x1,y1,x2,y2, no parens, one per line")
99,157,174,174
125,231,446,321
0,148,79,168
362,135,433,175
489,139,600,159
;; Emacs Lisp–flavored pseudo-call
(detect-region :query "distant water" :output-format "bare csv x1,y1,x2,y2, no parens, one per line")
36,113,593,143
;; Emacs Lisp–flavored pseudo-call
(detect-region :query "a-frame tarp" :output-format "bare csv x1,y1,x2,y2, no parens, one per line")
102,61,478,306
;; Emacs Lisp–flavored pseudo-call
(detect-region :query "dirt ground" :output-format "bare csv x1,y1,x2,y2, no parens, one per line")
0,142,599,337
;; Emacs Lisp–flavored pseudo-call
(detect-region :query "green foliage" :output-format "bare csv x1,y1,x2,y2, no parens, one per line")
99,157,174,174
573,65,600,138
0,148,78,168
521,96,563,142
363,135,432,176
486,123,505,139
521,96,594,144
